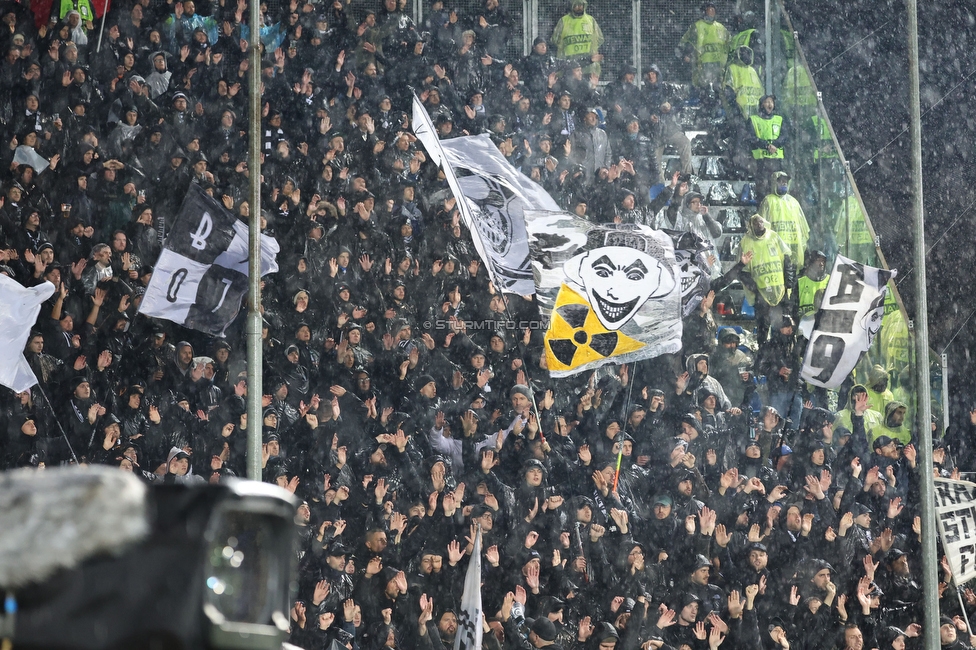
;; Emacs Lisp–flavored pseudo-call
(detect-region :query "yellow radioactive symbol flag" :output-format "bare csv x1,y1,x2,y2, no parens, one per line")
544,284,645,373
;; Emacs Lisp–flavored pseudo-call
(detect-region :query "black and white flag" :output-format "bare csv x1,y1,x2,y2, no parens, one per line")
935,478,976,584
800,255,894,389
454,525,483,650
140,183,279,336
413,96,552,296
664,230,715,318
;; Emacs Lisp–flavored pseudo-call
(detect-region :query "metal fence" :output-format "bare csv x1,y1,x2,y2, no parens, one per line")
403,0,700,83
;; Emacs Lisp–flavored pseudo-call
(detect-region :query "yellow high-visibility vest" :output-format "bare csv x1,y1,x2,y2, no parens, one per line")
750,114,784,159
556,14,597,58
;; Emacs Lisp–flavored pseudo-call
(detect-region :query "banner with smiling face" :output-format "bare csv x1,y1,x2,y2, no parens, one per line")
533,222,683,377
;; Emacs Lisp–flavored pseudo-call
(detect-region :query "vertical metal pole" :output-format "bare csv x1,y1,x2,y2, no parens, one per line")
523,0,531,56
790,31,798,176
942,352,949,436
246,0,264,481
907,0,939,643
764,0,772,94
816,93,825,243
632,0,641,80
843,161,851,256
529,0,540,47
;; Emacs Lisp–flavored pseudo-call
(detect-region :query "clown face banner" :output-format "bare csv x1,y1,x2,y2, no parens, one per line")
526,215,683,377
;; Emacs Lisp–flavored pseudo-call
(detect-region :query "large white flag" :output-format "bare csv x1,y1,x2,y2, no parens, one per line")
935,478,976,584
800,255,895,388
527,216,683,377
454,526,483,650
140,183,279,337
412,97,537,295
0,276,55,392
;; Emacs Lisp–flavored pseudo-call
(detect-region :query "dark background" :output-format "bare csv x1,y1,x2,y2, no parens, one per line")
789,0,976,420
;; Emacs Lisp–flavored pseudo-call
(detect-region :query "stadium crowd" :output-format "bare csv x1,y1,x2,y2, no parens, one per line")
0,0,966,648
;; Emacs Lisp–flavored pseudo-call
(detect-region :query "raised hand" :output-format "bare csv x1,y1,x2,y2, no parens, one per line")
525,562,540,591
800,513,814,536
699,506,717,536
747,523,762,543
839,512,854,535
727,590,743,618
715,524,731,548
318,611,335,630
485,545,500,567
708,624,726,649
578,616,594,641
292,601,306,628
720,467,739,492
656,606,677,628
708,611,729,634
863,554,878,580
578,444,592,465
804,474,825,500
610,508,629,533
312,578,330,605
394,570,408,594
589,523,605,541
514,584,527,605
419,593,434,625
888,496,904,519
744,583,759,607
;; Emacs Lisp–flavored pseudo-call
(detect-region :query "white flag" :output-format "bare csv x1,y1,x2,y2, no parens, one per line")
454,525,483,650
527,217,683,377
935,478,976,584
800,255,895,389
0,276,55,392
412,96,536,295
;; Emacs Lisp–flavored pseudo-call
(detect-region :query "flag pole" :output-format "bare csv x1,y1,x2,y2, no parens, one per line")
245,0,263,481
956,585,973,639
612,444,623,492
34,383,79,465
95,5,108,53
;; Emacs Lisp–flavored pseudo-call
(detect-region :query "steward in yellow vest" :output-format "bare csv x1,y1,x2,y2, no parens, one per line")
747,95,789,197
724,45,763,118
739,214,795,344
551,0,605,77
679,2,730,88
796,250,829,319
760,170,810,268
